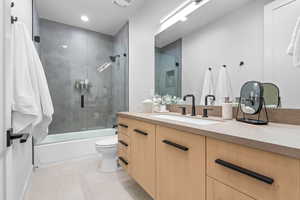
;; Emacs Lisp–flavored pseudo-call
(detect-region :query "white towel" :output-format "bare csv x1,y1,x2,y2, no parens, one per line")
200,68,214,105
12,22,54,143
215,66,233,105
287,17,300,67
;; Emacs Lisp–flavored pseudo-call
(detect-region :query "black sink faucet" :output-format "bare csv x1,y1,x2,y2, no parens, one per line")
183,94,196,116
203,95,216,118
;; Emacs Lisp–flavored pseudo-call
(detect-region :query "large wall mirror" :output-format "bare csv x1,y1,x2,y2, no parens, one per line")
155,0,300,109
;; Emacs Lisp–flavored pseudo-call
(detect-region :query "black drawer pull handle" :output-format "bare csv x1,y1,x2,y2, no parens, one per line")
119,157,128,165
134,129,148,136
215,159,274,185
119,140,128,147
119,123,128,128
162,140,189,151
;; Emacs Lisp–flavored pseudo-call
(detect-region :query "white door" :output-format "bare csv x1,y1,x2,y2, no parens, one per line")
264,0,300,108
1,0,14,199
0,0,6,198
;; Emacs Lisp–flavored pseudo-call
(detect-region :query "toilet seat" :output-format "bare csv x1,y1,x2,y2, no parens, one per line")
95,135,118,148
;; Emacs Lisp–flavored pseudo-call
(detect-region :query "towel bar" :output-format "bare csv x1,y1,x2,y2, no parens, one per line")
7,128,30,147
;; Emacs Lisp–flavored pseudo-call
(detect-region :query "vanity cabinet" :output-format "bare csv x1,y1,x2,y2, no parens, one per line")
207,138,300,200
130,120,156,198
118,115,300,200
156,126,206,200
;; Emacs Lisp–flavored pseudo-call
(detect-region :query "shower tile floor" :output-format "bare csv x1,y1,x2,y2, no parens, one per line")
24,157,153,200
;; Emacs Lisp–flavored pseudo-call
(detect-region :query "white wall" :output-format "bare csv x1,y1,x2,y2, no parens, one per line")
6,0,33,200
182,0,273,104
128,0,185,112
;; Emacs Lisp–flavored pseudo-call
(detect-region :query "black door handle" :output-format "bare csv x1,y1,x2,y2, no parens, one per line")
118,123,128,128
215,159,274,185
134,129,148,136
119,157,128,165
119,140,128,147
162,140,189,151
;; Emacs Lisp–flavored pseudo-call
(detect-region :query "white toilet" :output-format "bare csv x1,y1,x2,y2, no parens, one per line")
95,135,118,172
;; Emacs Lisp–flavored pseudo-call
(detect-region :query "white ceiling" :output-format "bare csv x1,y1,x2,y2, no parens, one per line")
156,0,253,47
36,0,145,35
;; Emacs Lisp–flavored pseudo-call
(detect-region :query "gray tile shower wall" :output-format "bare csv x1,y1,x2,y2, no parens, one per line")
39,19,129,134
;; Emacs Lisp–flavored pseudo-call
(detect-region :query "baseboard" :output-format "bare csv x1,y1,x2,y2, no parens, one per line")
19,165,33,200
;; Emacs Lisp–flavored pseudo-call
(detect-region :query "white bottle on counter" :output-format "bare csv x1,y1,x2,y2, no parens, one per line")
142,99,153,113
222,97,233,120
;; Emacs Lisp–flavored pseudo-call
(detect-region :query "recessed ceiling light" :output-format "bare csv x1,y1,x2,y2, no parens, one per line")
61,45,68,49
81,15,89,22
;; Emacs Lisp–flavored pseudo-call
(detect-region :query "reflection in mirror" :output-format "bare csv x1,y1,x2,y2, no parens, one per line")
155,39,182,97
263,83,281,108
155,0,300,109
240,81,263,115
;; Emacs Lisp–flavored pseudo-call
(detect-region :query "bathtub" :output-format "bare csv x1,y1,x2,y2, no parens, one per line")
35,128,116,167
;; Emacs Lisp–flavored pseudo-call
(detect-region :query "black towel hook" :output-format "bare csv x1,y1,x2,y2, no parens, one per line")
11,16,18,24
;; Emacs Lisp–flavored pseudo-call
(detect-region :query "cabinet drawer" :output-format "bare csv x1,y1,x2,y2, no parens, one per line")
118,155,130,173
156,126,206,200
118,117,131,136
207,138,300,200
207,177,255,200
118,135,130,161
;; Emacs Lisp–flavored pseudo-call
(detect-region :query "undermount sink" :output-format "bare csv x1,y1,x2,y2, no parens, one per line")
152,114,221,126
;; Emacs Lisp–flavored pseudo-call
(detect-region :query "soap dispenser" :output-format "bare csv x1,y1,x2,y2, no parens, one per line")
222,97,233,120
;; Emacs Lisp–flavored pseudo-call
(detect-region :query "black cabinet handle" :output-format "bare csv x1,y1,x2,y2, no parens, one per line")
119,140,128,147
215,159,274,185
119,123,128,128
162,140,189,151
119,157,128,165
134,129,148,136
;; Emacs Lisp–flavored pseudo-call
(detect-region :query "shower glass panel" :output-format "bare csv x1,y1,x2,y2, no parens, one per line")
155,39,182,97
36,19,129,134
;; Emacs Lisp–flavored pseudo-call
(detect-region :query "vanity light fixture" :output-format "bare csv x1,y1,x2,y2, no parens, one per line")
81,15,89,22
159,0,211,31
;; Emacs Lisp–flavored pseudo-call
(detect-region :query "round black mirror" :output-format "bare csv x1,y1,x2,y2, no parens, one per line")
240,81,263,115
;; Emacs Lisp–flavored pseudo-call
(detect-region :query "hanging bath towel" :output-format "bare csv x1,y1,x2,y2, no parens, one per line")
11,22,39,133
287,17,300,67
12,22,54,143
200,68,214,105
215,66,233,105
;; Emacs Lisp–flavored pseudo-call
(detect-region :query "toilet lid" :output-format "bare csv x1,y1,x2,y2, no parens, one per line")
96,135,118,147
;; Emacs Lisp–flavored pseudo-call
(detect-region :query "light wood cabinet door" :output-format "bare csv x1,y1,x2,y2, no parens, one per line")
131,120,156,198
156,126,206,200
207,177,255,200
207,138,300,200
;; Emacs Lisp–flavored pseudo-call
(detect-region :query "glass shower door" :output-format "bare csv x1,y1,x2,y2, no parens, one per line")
155,53,181,97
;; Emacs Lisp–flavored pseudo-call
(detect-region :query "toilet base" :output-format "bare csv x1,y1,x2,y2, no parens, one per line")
100,153,118,173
